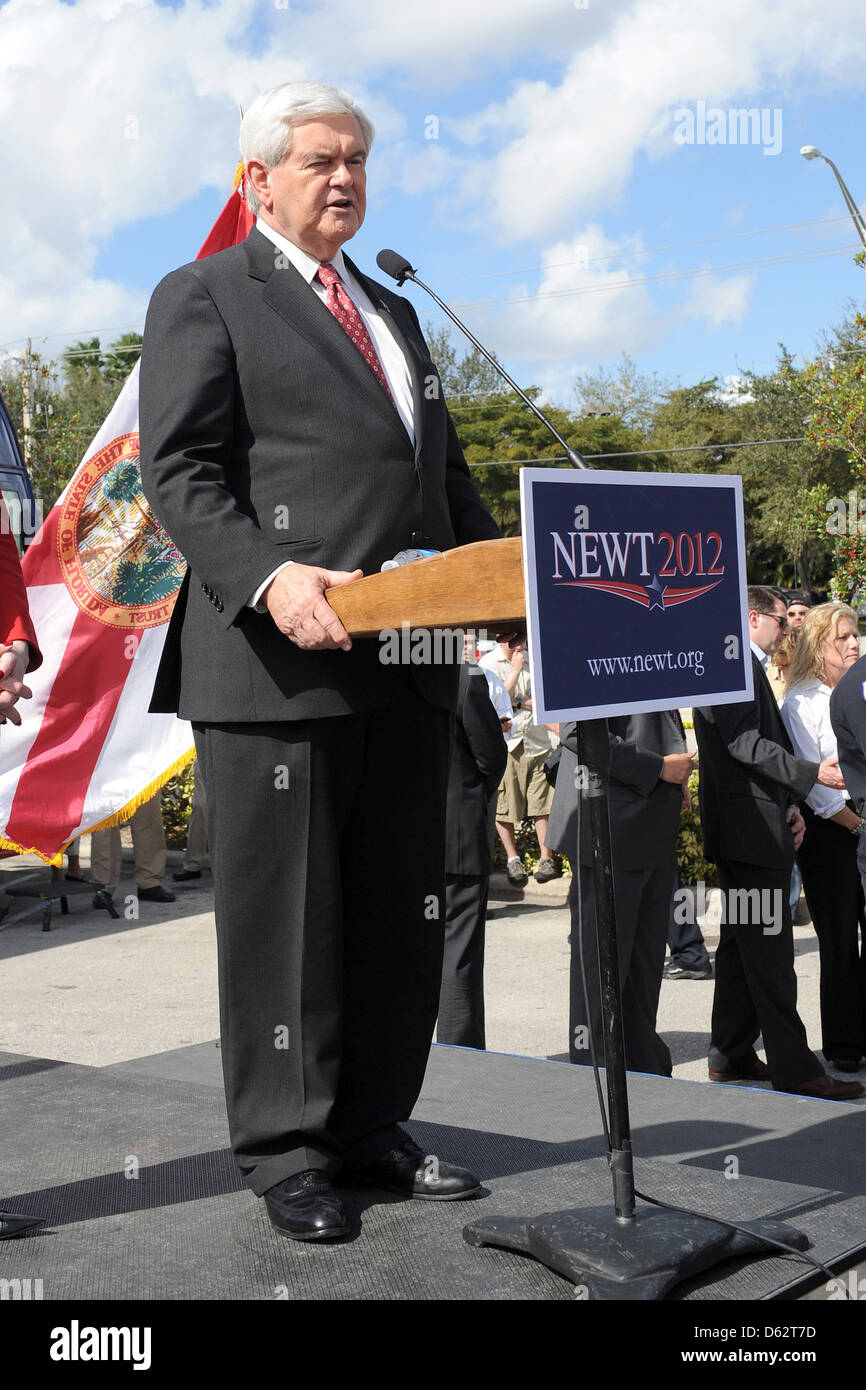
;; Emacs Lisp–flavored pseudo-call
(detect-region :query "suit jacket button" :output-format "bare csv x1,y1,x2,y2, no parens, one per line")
216,601,224,613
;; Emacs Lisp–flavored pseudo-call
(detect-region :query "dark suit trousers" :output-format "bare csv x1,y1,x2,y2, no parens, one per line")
437,874,488,1050
710,860,823,1089
569,862,673,1077
797,809,866,1063
193,687,450,1196
667,871,711,970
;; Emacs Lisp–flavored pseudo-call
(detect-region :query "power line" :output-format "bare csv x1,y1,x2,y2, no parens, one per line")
466,437,812,468
439,245,861,314
62,346,142,362
432,214,858,287
0,326,146,352
2,229,863,357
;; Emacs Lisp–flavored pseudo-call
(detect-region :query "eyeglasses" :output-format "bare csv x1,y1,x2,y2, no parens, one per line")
757,611,788,631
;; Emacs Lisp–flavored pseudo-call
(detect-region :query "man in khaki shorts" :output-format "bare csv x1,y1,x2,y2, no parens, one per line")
479,630,559,885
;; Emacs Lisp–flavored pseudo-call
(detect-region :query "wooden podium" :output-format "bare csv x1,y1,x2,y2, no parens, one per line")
325,538,525,636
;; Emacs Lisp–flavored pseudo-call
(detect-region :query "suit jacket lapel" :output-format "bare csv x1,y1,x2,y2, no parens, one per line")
244,229,412,451
753,653,793,751
345,255,426,466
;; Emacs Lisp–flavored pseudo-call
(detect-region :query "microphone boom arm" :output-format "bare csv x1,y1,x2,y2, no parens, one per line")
394,263,589,471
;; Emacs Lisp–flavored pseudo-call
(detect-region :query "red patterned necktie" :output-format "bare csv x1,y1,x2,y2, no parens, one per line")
316,262,396,406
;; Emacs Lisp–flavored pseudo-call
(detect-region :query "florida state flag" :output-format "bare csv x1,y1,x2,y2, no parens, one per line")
0,170,254,861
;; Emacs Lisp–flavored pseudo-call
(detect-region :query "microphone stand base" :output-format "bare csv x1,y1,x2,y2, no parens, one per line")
463,1204,809,1300
0,1209,46,1239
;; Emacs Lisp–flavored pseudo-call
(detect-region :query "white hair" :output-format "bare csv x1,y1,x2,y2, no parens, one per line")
240,82,375,214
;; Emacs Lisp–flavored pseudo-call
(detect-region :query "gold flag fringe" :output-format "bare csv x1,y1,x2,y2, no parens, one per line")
0,746,197,866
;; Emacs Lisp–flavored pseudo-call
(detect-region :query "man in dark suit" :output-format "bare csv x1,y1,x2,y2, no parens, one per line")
139,82,499,1241
694,585,863,1099
547,712,693,1075
437,636,508,1050
830,651,866,900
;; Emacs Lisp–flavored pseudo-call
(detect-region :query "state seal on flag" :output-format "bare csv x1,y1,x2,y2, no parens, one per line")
57,432,186,630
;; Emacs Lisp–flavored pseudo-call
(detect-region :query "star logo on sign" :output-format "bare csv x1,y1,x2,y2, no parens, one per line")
647,575,666,611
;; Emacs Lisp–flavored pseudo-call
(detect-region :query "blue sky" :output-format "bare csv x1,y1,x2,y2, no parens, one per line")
2,0,865,408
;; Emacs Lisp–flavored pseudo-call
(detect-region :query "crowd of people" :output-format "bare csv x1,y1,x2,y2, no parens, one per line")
547,585,866,1104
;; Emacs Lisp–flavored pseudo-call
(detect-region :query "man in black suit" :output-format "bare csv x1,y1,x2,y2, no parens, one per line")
830,652,866,899
139,82,500,1240
437,636,508,1050
694,585,863,1099
546,712,693,1075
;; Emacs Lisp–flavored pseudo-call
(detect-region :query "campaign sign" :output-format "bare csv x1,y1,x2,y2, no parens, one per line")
520,469,752,722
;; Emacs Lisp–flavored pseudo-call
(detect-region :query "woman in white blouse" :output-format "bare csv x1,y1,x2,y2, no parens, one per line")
782,602,865,1071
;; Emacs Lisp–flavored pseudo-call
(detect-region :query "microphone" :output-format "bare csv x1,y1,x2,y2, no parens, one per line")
376,249,416,285
376,249,588,469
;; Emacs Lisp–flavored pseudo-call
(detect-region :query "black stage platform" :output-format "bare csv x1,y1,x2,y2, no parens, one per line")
3,1044,866,1301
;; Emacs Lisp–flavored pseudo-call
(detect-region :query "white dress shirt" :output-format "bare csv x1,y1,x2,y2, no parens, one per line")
480,664,513,731
781,677,845,818
249,219,417,608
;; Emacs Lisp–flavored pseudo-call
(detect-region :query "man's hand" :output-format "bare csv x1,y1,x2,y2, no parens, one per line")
264,564,363,652
0,642,33,726
661,751,697,785
816,755,845,790
787,804,806,851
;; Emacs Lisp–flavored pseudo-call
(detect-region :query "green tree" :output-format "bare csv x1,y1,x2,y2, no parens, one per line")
801,311,866,600
727,350,848,597
642,377,798,579
646,378,746,472
0,351,87,508
0,330,144,510
102,333,143,386
574,352,670,435
62,337,104,380
426,328,649,533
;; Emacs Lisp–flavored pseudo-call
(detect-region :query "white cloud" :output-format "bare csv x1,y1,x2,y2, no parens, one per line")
2,0,864,366
450,0,866,243
261,0,620,90
0,0,266,346
444,227,664,401
678,270,756,330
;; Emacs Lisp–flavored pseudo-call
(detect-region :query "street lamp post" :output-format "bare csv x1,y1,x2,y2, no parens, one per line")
801,145,866,299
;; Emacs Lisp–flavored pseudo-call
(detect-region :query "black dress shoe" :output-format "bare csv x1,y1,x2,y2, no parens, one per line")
783,1075,865,1100
264,1171,348,1241
92,889,121,919
708,1059,770,1083
172,868,202,882
137,885,176,903
665,961,713,980
827,1056,863,1073
346,1138,481,1200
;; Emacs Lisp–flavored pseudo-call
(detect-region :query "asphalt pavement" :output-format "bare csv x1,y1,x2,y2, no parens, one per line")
0,837,858,1102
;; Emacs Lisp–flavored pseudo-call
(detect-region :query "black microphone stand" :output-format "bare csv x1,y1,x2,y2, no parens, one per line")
378,251,809,1297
